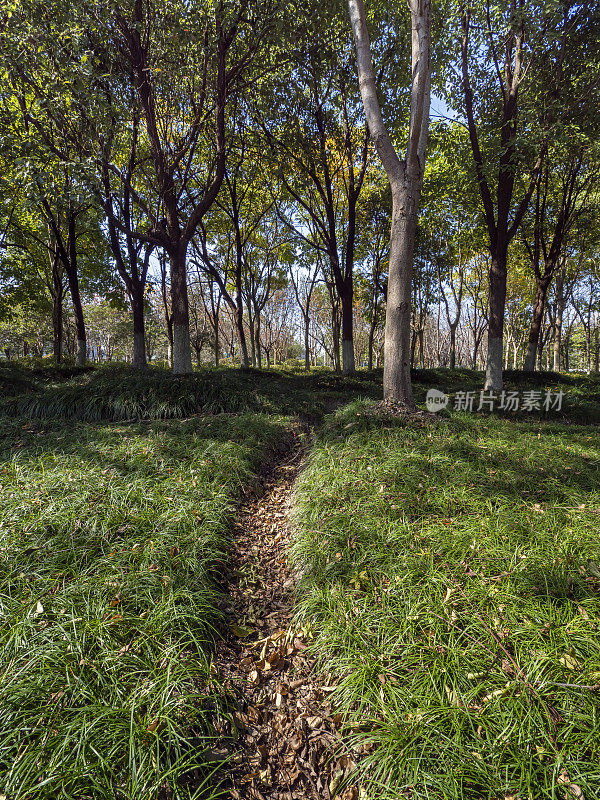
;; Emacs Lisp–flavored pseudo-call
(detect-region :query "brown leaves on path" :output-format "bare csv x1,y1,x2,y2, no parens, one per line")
213,434,358,800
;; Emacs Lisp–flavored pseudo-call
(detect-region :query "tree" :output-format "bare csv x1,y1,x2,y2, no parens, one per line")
522,151,599,371
263,22,372,374
289,246,321,371
348,0,432,405
458,0,600,388
107,0,262,373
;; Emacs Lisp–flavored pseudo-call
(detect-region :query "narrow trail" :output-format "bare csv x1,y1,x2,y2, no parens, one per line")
213,428,357,800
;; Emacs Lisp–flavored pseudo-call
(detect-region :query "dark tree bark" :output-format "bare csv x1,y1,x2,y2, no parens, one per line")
65,211,87,364
51,262,64,363
460,7,550,388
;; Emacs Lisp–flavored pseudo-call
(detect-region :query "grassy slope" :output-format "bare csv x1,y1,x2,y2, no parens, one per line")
3,362,600,798
0,413,288,799
0,364,383,421
292,387,600,799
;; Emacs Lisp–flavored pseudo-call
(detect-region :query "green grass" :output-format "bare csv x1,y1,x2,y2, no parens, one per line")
0,360,92,397
292,396,600,800
3,362,600,798
0,365,323,421
0,413,289,799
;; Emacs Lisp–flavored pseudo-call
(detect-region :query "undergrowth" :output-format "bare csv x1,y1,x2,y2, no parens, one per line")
0,366,324,421
292,399,600,800
0,413,288,799
3,361,599,423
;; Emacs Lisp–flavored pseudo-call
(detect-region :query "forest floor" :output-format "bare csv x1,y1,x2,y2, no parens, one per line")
2,363,600,799
292,400,600,800
212,427,359,800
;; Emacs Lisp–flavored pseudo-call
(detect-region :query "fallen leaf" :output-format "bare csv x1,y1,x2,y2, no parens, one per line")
231,623,256,638
557,768,583,799
560,649,581,671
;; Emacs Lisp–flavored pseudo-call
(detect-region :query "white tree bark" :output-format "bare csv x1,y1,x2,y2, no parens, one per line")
348,0,431,405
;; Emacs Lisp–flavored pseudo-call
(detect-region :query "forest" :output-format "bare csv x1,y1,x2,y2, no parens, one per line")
1,0,600,799
1,0,599,386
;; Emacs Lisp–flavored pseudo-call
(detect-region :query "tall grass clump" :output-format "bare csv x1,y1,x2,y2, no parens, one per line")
292,399,600,799
0,413,288,799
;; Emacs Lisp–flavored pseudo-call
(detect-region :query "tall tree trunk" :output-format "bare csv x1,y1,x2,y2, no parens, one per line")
524,280,549,372
235,304,249,369
248,309,256,367
304,313,310,371
553,270,564,372
255,313,262,369
214,324,220,366
131,285,147,369
348,0,431,405
449,323,457,369
49,233,63,363
473,335,480,369
340,286,355,374
65,215,86,365
52,292,63,363
385,186,421,401
64,268,86,365
332,309,341,372
367,313,377,370
51,256,63,363
170,242,193,374
485,251,507,389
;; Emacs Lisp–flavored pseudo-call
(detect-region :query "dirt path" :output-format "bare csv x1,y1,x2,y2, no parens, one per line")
213,430,357,800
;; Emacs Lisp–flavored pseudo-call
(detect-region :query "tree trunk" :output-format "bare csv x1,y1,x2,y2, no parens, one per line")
64,212,87,365
473,334,480,369
524,280,548,372
340,284,355,374
235,303,249,369
66,273,86,366
449,323,457,370
367,314,376,370
552,328,559,371
214,325,220,367
52,293,63,363
170,243,193,374
255,313,262,369
131,285,147,369
484,251,507,390
348,0,431,405
304,313,310,371
248,310,256,367
332,313,341,373
166,317,174,367
384,185,419,403
553,273,563,372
